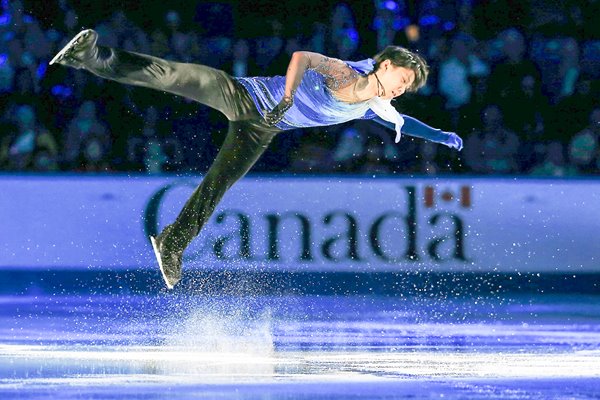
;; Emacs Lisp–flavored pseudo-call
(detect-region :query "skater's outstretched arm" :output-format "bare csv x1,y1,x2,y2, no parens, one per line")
368,113,463,150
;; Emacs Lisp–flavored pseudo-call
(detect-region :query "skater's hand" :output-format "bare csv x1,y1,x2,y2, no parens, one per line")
443,132,463,151
264,96,294,126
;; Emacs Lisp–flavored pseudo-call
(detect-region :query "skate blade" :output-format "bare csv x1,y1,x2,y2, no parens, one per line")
150,236,173,290
49,29,91,65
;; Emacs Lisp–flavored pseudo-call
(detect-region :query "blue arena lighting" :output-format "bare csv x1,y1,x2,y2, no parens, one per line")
51,84,73,97
443,21,455,31
37,63,47,79
394,17,411,30
384,1,398,11
346,28,359,42
419,15,440,26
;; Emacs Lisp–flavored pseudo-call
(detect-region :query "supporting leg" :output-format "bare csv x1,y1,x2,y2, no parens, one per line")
154,120,280,288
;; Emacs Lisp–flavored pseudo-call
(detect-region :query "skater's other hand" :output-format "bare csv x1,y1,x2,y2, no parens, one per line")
443,132,463,151
264,96,293,126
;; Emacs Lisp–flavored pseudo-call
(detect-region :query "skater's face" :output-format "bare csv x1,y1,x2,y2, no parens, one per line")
376,60,416,100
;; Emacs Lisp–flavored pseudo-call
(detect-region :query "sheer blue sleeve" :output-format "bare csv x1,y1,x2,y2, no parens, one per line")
363,112,463,150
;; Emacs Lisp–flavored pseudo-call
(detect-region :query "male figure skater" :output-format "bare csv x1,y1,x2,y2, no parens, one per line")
50,29,463,289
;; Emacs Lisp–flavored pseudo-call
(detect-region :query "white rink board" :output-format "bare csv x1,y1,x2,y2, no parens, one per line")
0,175,598,272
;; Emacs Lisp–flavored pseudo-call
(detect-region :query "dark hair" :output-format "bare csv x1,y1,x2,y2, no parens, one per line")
372,46,429,92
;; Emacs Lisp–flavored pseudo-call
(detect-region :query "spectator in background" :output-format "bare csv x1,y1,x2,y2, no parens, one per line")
579,1,600,40
455,1,474,35
10,68,43,112
471,0,531,40
416,0,460,41
161,135,184,173
95,11,132,49
487,28,541,111
6,31,26,69
533,37,580,104
127,106,158,172
568,108,600,174
0,54,15,94
0,105,58,171
357,136,393,175
150,29,170,58
307,22,327,54
506,74,549,171
438,32,489,126
254,18,285,70
164,10,193,63
332,124,366,172
144,135,168,174
550,76,596,143
0,107,16,169
11,67,41,103
557,37,580,99
456,74,488,135
75,132,112,172
332,120,400,173
3,1,595,177
62,8,80,39
373,0,408,51
289,134,335,174
3,0,29,41
464,104,520,174
63,101,110,169
126,106,182,174
23,18,51,63
330,3,361,60
529,141,576,177
507,74,547,136
264,37,302,77
222,39,260,78
418,141,439,175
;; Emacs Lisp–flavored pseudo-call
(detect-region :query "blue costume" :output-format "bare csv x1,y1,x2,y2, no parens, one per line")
236,58,461,148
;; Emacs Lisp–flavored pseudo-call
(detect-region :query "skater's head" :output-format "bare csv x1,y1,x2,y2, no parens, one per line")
371,46,429,99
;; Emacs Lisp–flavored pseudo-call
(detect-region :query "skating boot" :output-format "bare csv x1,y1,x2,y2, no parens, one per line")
150,225,184,289
50,29,109,70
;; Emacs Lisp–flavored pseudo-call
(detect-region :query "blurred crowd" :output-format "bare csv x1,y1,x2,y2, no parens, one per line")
0,0,599,176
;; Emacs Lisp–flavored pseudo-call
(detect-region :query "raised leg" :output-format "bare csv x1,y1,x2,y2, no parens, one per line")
51,29,257,121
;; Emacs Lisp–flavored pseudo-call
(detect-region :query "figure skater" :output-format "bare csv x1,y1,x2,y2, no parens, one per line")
50,29,463,289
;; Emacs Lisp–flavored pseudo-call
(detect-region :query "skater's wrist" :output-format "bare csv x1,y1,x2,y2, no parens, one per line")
283,90,295,102
282,89,296,103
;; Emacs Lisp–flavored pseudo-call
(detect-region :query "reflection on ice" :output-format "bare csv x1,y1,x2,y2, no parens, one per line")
1,294,600,399
2,344,600,383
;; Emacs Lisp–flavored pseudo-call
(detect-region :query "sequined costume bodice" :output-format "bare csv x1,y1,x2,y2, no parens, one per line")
235,58,376,130
235,57,457,149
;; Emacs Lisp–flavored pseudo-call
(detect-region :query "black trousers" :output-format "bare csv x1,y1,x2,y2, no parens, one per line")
86,47,282,251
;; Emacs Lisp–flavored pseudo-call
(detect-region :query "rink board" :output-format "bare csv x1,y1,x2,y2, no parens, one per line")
1,174,598,273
